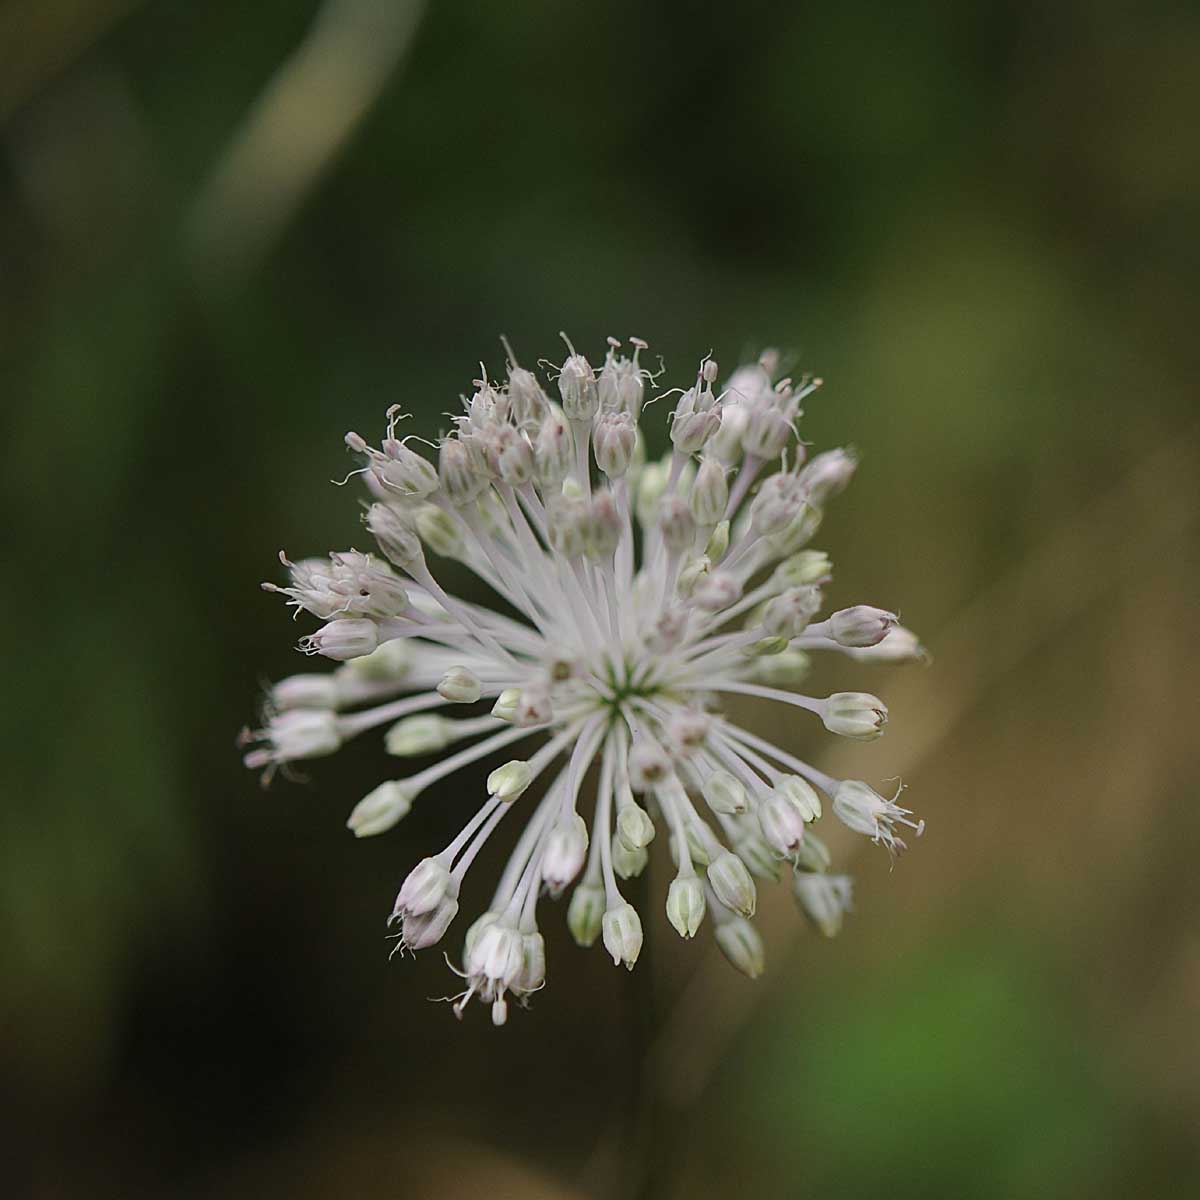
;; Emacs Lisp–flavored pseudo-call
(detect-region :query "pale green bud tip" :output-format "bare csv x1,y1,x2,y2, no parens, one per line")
702,770,747,815
345,638,411,681
491,687,521,721
612,837,649,880
666,875,706,939
487,759,532,802
346,780,416,837
384,713,451,757
437,665,483,704
776,775,822,822
708,851,757,918
715,916,766,979
821,692,888,740
705,519,730,562
602,902,643,969
617,803,656,850
567,882,605,947
793,873,854,937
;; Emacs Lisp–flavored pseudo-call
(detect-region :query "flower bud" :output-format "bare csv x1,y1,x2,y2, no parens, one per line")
821,692,888,740
487,759,532,802
507,365,549,429
757,788,808,858
496,429,534,486
593,412,637,478
271,674,340,711
557,347,598,420
385,713,452,756
345,638,411,681
395,856,456,918
797,446,858,504
438,438,485,504
517,931,546,993
714,915,765,978
542,813,589,891
690,458,728,526
414,503,463,558
734,832,781,881
584,492,622,560
437,666,482,704
491,687,521,722
705,519,730,562
602,902,643,969
366,503,424,569
753,647,812,685
743,635,789,657
567,881,605,947
776,774,822,821
743,405,793,459
762,586,822,638
303,618,379,661
346,780,416,837
828,606,898,648
770,550,832,591
398,895,459,950
711,401,749,464
534,410,574,486
844,625,927,663
659,495,696,554
793,873,854,937
674,554,710,599
692,571,742,612
707,850,757,917
666,874,707,938
770,501,823,555
671,407,721,453
794,830,832,874
635,459,670,527
749,474,802,537
617,802,656,850
612,837,649,879
702,770,747,815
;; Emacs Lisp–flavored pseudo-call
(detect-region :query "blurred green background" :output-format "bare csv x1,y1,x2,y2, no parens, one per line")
3,1,1198,1196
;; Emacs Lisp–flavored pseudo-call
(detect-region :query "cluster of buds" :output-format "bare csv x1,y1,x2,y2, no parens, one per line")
243,333,925,1024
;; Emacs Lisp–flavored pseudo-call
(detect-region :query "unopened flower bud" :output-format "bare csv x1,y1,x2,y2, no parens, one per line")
844,625,927,663
517,931,546,993
828,606,898,648
758,788,807,858
542,813,589,891
584,492,622,559
398,895,458,950
693,571,742,612
714,915,765,978
659,495,696,554
822,692,888,740
762,586,822,638
567,881,605,947
702,770,747,815
534,410,574,486
438,438,485,504
395,856,456,918
507,365,549,429
671,407,721,453
776,775,822,821
793,873,854,937
593,412,636,477
707,850,757,917
271,674,340,711
602,902,643,969
711,401,749,463
496,430,534,486
770,550,832,591
690,458,728,526
557,345,598,420
414,503,463,558
487,759,532,802
617,802,656,850
366,503,423,569
385,713,452,756
744,635,789,657
303,618,379,661
794,830,832,873
705,519,730,561
771,501,823,554
345,638,411,681
675,555,710,599
753,647,811,686
749,474,803,537
666,874,706,938
735,832,782,881
491,687,521,722
437,666,482,704
798,446,858,504
347,780,415,837
612,837,649,879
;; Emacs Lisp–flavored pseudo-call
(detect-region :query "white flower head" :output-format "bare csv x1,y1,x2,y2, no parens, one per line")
244,333,925,1022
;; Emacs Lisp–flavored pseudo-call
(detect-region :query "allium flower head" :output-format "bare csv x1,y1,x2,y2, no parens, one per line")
242,334,926,1024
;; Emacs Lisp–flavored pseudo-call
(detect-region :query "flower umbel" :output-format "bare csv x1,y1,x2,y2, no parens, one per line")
242,334,926,1023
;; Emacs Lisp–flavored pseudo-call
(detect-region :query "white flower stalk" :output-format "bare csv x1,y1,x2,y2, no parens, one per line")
243,334,925,1023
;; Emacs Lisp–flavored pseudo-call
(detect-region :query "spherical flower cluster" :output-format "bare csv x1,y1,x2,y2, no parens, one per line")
242,334,925,1024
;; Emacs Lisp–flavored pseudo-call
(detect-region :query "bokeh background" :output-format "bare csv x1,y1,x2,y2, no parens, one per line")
3,1,1198,1196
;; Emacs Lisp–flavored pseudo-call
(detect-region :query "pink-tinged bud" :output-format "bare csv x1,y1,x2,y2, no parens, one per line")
828,606,898,648
593,411,637,477
757,789,808,858
797,446,858,504
557,339,598,420
438,438,485,504
301,618,380,661
821,692,888,740
395,856,456,918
